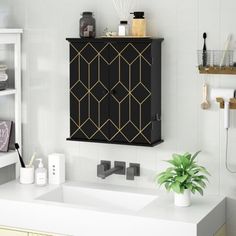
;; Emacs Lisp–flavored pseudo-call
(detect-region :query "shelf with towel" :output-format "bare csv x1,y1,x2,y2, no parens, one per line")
0,29,23,178
0,151,18,169
0,88,16,96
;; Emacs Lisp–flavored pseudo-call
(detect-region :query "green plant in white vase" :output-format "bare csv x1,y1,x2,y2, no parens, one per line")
156,151,210,207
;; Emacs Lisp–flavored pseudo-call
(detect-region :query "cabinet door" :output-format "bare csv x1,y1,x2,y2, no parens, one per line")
0,228,27,236
109,42,152,144
69,41,110,141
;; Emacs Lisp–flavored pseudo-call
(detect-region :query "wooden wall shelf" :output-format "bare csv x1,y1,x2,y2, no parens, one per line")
216,98,236,109
199,66,236,75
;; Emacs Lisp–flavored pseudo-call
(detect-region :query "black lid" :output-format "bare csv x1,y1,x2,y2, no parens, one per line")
130,11,145,19
120,21,128,24
82,11,93,15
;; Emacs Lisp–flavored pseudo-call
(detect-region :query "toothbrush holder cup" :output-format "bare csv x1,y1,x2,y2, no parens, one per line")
20,166,34,184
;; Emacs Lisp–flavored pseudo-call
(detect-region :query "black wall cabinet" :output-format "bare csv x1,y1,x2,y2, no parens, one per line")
66,38,163,146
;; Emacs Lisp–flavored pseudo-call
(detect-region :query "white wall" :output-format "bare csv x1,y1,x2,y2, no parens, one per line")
1,0,236,234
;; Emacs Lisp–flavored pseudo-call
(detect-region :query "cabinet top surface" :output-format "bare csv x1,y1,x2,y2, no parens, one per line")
66,37,164,43
0,28,23,34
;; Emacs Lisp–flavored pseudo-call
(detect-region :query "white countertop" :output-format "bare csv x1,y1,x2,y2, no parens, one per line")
0,29,23,34
0,181,226,236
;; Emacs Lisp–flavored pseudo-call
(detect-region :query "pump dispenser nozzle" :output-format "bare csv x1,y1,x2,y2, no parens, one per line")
36,158,44,168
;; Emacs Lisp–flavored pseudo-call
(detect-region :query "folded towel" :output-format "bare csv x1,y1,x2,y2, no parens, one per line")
0,65,7,71
0,73,8,82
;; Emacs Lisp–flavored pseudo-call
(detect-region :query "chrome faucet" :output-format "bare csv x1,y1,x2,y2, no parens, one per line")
97,161,126,179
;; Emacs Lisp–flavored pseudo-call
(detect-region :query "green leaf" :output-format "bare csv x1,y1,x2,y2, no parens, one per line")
187,170,195,176
194,179,206,188
186,183,193,190
176,175,188,183
197,175,209,182
173,155,182,166
180,156,189,168
157,176,168,185
183,153,191,160
166,160,179,167
195,186,204,196
165,182,171,192
171,182,181,193
191,188,196,194
198,166,211,176
190,150,201,163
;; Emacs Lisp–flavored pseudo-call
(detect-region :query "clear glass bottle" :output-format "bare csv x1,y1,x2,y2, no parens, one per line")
118,21,129,36
80,12,96,38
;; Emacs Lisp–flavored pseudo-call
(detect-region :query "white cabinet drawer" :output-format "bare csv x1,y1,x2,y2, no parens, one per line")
0,228,27,236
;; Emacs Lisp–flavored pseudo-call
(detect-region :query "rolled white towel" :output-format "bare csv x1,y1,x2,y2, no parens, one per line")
0,73,8,82
0,65,7,72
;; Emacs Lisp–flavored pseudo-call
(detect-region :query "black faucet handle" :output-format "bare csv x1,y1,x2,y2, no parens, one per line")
126,163,140,180
100,160,111,171
97,160,111,178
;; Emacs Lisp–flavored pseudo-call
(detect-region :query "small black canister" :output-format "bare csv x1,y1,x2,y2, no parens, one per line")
80,12,96,38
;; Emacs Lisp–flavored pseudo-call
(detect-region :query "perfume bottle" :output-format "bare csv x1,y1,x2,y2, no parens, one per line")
118,21,129,36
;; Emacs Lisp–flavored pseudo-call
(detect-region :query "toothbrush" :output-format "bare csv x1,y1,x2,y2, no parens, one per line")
28,152,36,167
202,32,207,67
220,34,232,67
14,143,25,168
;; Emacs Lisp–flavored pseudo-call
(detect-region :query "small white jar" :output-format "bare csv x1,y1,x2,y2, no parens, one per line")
118,21,129,36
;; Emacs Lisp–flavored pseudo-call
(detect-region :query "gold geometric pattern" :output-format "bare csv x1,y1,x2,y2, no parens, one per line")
69,41,152,144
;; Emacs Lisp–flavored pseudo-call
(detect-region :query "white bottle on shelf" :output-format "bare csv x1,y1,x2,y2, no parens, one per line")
35,158,47,186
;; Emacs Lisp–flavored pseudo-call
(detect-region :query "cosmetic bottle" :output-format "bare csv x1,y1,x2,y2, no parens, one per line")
130,11,146,37
35,158,47,186
118,21,129,36
80,12,96,38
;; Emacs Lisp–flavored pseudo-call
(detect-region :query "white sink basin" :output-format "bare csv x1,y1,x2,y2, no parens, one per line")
37,184,157,213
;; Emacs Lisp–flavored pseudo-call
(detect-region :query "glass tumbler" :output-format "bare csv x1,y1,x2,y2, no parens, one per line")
213,50,233,67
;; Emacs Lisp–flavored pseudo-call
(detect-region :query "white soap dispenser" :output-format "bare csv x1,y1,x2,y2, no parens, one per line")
35,158,47,186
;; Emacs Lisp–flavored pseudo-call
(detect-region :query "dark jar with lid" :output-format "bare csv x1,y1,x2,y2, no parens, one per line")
80,12,96,38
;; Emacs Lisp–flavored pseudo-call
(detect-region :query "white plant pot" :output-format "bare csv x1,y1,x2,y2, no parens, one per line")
174,189,191,207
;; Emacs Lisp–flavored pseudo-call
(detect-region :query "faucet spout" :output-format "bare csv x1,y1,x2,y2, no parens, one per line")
97,161,126,179
98,166,122,179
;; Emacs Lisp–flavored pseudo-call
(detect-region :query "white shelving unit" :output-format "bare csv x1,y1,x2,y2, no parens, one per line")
0,29,23,178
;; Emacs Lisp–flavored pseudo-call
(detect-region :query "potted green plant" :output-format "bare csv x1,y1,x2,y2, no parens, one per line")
156,151,210,207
